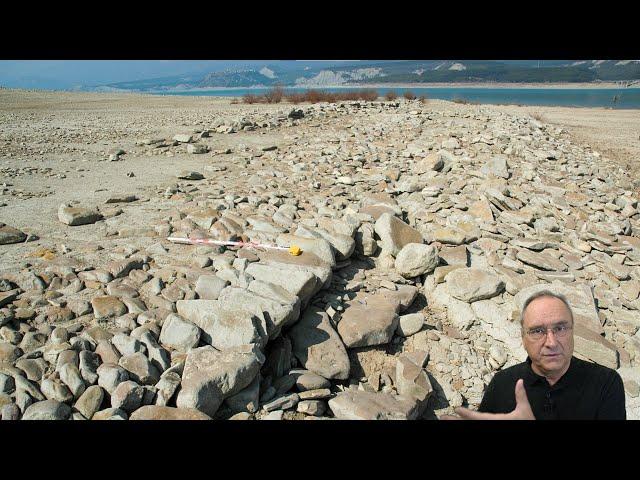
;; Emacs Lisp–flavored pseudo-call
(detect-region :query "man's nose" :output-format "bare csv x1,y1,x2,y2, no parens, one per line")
544,330,558,347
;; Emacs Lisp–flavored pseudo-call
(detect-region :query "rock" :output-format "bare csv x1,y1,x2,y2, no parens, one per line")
336,176,355,186
263,393,299,412
95,340,121,364
446,268,505,303
480,155,510,179
0,342,22,363
186,144,208,154
215,288,293,341
111,334,145,356
14,375,45,401
261,410,283,420
298,388,332,400
224,373,260,413
178,170,204,180
176,344,265,417
378,284,418,312
434,226,473,245
0,290,18,308
573,324,619,369
0,224,27,244
516,249,568,271
58,363,86,399
2,403,20,420
159,314,201,352
110,380,145,412
229,412,253,420
337,294,399,348
119,353,160,386
176,298,267,349
395,352,432,403
73,385,105,419
288,307,350,380
0,373,15,394
195,275,229,300
245,263,317,308
154,371,181,407
91,296,127,320
22,399,72,420
96,363,130,394
617,367,640,399
394,243,439,278
172,134,193,143
130,405,212,420
290,370,331,392
397,313,425,337
297,400,326,416
57,204,103,226
374,213,423,257
276,234,336,267
92,408,128,420
79,351,100,385
328,390,420,420
468,198,494,222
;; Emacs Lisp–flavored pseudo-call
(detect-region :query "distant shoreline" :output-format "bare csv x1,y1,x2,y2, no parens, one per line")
143,81,639,93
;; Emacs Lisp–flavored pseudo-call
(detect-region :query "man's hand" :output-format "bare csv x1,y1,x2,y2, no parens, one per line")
440,379,535,420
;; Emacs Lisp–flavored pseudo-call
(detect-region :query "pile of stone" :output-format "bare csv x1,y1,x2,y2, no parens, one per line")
2,97,640,420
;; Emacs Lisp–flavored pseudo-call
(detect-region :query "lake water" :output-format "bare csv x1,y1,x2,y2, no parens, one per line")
153,87,640,109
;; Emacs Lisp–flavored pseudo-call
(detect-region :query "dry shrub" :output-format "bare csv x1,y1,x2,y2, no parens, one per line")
359,89,379,101
418,95,428,103
286,92,305,104
385,91,398,101
243,93,259,104
531,111,545,122
403,91,416,100
263,86,284,104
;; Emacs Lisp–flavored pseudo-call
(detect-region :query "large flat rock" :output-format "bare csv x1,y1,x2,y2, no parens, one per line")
374,213,423,257
446,268,505,303
337,294,400,348
328,390,420,420
176,299,267,349
176,344,264,417
288,307,350,380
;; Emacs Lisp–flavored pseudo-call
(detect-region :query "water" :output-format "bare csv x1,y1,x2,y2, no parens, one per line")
152,86,640,109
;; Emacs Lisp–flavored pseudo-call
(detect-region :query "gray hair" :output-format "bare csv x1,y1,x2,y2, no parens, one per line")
520,290,574,327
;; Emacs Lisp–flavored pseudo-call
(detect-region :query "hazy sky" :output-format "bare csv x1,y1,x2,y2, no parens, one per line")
0,60,359,90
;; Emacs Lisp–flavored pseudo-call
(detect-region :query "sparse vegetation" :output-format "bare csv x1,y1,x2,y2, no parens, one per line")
241,88,381,104
263,85,285,104
384,91,398,101
403,91,416,100
531,112,545,122
242,93,260,104
418,95,428,104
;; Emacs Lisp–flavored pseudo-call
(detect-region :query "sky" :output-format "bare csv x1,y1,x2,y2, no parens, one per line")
0,60,359,90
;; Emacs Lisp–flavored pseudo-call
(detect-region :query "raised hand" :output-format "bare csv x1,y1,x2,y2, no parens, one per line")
439,379,535,420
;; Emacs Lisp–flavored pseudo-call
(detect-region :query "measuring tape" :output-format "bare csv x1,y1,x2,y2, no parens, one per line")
167,236,302,256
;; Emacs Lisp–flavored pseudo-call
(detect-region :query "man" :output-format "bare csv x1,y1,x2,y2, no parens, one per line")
441,290,626,420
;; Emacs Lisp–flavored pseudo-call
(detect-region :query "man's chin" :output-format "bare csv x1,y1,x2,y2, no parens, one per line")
540,354,566,368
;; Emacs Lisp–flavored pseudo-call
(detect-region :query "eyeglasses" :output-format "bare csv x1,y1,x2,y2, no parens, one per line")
524,324,573,341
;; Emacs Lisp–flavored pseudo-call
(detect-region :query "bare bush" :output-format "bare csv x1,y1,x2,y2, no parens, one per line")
385,91,398,101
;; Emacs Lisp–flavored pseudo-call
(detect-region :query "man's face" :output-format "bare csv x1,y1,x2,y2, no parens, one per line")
521,296,574,378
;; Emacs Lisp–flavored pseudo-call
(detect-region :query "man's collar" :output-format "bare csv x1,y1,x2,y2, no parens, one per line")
524,356,577,388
